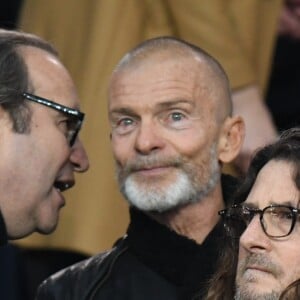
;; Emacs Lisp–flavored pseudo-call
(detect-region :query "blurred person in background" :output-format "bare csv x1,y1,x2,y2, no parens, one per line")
266,0,300,132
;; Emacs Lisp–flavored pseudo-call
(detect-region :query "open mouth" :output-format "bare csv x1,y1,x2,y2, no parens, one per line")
54,180,74,192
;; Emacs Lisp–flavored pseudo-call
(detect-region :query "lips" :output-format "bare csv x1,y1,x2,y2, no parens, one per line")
134,166,173,176
244,265,273,277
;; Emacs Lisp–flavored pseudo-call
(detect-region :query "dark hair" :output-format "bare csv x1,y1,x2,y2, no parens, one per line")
279,279,300,299
205,127,300,299
0,29,58,132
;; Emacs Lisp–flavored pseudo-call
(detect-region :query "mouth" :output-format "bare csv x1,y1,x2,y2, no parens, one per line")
133,165,174,175
245,265,272,275
131,161,177,171
54,180,75,192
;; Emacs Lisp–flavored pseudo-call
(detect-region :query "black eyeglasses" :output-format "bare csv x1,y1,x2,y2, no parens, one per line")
219,204,300,238
23,92,84,147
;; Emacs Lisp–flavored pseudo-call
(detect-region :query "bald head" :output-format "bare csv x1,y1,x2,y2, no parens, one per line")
111,36,232,121
109,37,245,214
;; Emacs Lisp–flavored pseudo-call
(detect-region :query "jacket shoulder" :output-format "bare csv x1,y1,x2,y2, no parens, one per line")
36,238,128,300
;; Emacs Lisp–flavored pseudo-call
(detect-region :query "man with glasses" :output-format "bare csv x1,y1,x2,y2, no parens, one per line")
206,127,300,300
0,28,89,244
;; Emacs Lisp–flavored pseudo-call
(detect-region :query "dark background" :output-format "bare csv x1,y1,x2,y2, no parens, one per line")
0,0,23,29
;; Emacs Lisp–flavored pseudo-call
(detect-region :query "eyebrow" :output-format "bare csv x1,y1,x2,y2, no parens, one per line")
242,203,257,209
109,107,140,120
156,99,194,109
277,199,300,208
109,99,195,118
244,200,300,209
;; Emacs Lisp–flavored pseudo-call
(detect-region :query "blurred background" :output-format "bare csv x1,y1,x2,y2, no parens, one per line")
0,1,299,299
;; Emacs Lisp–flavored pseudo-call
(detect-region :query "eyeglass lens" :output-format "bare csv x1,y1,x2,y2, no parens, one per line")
262,206,294,237
65,116,81,146
23,92,83,147
223,205,297,238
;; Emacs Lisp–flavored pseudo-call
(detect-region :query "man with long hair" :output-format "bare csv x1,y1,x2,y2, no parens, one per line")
206,127,300,299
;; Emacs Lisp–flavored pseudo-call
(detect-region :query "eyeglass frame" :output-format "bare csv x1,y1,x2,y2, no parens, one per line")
219,204,300,238
22,92,84,147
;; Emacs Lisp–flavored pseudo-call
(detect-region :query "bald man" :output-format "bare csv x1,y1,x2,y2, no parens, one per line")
36,37,244,300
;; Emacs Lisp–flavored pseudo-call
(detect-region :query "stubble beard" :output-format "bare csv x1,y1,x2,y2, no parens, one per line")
116,145,220,212
234,254,283,300
234,290,279,300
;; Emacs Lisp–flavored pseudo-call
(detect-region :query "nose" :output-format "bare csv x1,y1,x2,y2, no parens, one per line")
70,138,90,172
134,120,165,155
239,215,271,253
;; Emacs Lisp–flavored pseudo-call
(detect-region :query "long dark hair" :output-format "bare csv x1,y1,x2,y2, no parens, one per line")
205,127,300,299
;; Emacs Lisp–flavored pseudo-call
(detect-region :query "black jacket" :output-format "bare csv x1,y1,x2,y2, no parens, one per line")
36,174,238,300
0,210,7,246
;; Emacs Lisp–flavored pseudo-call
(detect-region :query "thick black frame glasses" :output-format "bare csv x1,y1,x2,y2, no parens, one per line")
219,204,300,238
23,92,84,147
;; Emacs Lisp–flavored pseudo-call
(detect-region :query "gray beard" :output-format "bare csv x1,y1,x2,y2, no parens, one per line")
117,145,220,212
235,254,284,300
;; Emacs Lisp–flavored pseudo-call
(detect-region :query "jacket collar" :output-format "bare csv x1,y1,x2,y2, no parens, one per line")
126,174,239,298
0,209,8,246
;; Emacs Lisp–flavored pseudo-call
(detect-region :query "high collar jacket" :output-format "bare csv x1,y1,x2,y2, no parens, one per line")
36,174,239,300
0,210,7,246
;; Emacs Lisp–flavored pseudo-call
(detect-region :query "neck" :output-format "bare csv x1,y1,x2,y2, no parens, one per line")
150,184,224,244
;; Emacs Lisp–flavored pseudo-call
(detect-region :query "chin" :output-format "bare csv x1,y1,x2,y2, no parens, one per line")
239,281,280,298
37,220,58,235
37,226,56,235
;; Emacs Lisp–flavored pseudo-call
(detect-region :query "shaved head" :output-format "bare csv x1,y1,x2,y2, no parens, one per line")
108,36,244,214
111,36,232,122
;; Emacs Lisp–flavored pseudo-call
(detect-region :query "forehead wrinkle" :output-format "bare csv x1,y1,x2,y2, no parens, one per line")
157,99,194,108
110,76,197,102
110,47,231,120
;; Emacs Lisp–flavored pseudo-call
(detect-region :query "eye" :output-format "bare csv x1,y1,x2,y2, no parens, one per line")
159,110,191,130
119,118,134,126
58,118,74,138
269,207,293,220
170,112,185,122
111,117,136,135
240,206,258,224
58,118,69,134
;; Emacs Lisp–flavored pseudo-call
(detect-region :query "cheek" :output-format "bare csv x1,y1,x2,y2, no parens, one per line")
180,140,216,169
166,131,207,157
41,134,71,163
237,245,247,261
279,243,300,279
170,124,217,155
111,134,137,163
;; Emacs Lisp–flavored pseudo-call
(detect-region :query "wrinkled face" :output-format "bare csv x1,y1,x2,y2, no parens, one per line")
0,46,89,239
108,55,223,212
235,160,300,300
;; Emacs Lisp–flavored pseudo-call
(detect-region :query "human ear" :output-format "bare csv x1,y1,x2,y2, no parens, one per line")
217,116,245,163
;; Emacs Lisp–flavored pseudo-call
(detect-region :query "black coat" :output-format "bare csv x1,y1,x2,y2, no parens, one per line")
36,174,238,300
0,210,7,246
